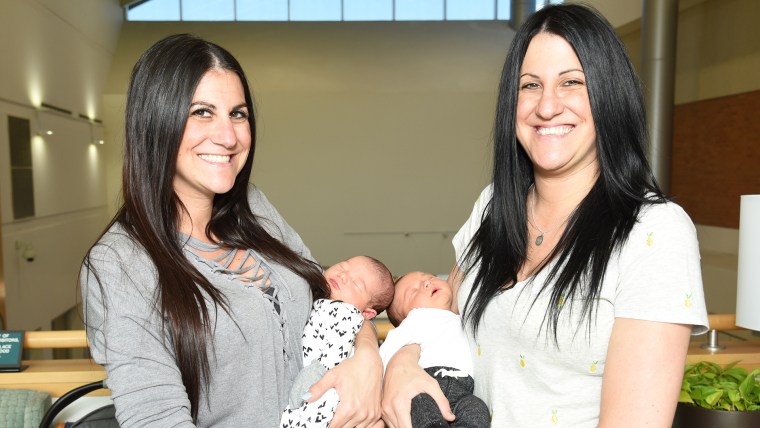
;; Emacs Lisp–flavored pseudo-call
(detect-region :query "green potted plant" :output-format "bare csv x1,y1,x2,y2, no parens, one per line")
673,361,760,427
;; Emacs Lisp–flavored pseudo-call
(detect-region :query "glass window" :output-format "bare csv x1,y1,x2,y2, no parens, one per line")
125,0,564,22
8,116,35,219
182,0,235,21
237,0,289,21
127,0,180,21
496,0,510,20
447,0,495,20
344,0,393,21
290,0,342,21
396,0,443,21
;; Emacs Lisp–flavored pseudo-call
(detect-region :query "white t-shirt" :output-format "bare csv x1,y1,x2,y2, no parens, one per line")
379,308,473,376
453,185,709,428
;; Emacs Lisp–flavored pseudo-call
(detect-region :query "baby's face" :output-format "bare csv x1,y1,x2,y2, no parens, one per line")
389,272,452,323
324,256,380,316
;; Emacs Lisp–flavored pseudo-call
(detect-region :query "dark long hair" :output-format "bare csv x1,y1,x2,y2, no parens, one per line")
83,34,327,420
461,5,665,341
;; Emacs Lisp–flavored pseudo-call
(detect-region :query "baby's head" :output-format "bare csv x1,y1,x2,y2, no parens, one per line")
323,256,394,320
387,272,453,327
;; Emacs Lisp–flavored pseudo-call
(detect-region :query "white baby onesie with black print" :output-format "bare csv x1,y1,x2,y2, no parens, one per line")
280,299,363,427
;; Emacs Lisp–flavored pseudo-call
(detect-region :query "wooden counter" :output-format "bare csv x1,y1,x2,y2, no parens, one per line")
0,359,106,397
686,340,760,371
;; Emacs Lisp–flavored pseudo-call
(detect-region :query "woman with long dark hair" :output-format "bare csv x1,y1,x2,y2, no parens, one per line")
81,34,382,427
382,5,708,427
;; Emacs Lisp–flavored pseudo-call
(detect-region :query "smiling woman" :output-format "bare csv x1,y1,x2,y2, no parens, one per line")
381,5,709,428
79,34,384,427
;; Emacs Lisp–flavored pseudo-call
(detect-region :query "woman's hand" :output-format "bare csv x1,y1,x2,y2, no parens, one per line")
381,345,454,428
306,322,383,428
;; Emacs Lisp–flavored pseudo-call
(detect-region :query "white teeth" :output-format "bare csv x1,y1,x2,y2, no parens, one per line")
198,154,231,163
537,126,573,136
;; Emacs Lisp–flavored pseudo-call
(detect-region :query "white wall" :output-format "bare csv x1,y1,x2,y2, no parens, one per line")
0,0,122,330
0,100,112,330
0,0,123,117
566,0,644,27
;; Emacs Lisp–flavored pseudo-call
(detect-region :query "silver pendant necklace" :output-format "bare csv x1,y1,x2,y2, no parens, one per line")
529,185,573,246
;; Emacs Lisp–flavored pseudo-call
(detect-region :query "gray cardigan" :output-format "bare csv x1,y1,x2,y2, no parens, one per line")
81,187,313,427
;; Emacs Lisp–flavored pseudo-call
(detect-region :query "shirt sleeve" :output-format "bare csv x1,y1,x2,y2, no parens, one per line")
82,236,196,427
614,202,709,334
453,184,493,267
248,185,317,264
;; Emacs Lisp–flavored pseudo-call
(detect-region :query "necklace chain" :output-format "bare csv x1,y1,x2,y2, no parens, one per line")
529,184,573,246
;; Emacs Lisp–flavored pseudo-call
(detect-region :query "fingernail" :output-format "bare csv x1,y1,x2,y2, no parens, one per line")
302,392,312,400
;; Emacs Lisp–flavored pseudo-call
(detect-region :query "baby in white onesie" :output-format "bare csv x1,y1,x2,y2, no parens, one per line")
381,272,490,428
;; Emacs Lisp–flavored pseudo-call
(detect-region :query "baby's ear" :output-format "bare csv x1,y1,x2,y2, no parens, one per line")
362,308,377,321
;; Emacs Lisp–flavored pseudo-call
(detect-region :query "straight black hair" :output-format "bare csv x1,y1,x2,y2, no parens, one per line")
82,34,328,421
461,4,666,342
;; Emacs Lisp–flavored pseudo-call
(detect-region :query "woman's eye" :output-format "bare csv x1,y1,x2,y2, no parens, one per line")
191,108,212,117
563,79,584,87
521,82,540,90
231,110,248,120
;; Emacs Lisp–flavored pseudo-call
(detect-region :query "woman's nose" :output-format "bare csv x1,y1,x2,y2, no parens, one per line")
536,88,563,119
212,118,237,148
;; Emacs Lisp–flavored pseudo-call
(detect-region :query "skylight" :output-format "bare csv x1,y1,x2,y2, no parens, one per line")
125,0,564,22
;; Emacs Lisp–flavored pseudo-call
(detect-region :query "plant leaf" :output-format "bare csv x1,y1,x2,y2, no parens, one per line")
705,390,723,406
739,370,753,400
723,367,747,383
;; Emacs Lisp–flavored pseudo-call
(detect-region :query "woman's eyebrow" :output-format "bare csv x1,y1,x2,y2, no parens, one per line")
519,69,584,79
190,101,215,109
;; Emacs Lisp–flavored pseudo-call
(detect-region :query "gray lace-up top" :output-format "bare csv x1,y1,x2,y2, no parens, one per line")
81,186,314,427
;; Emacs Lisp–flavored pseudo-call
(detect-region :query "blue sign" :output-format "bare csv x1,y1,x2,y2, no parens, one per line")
0,331,25,372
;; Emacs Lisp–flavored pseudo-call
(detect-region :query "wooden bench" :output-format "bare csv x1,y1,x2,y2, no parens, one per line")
0,331,106,397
